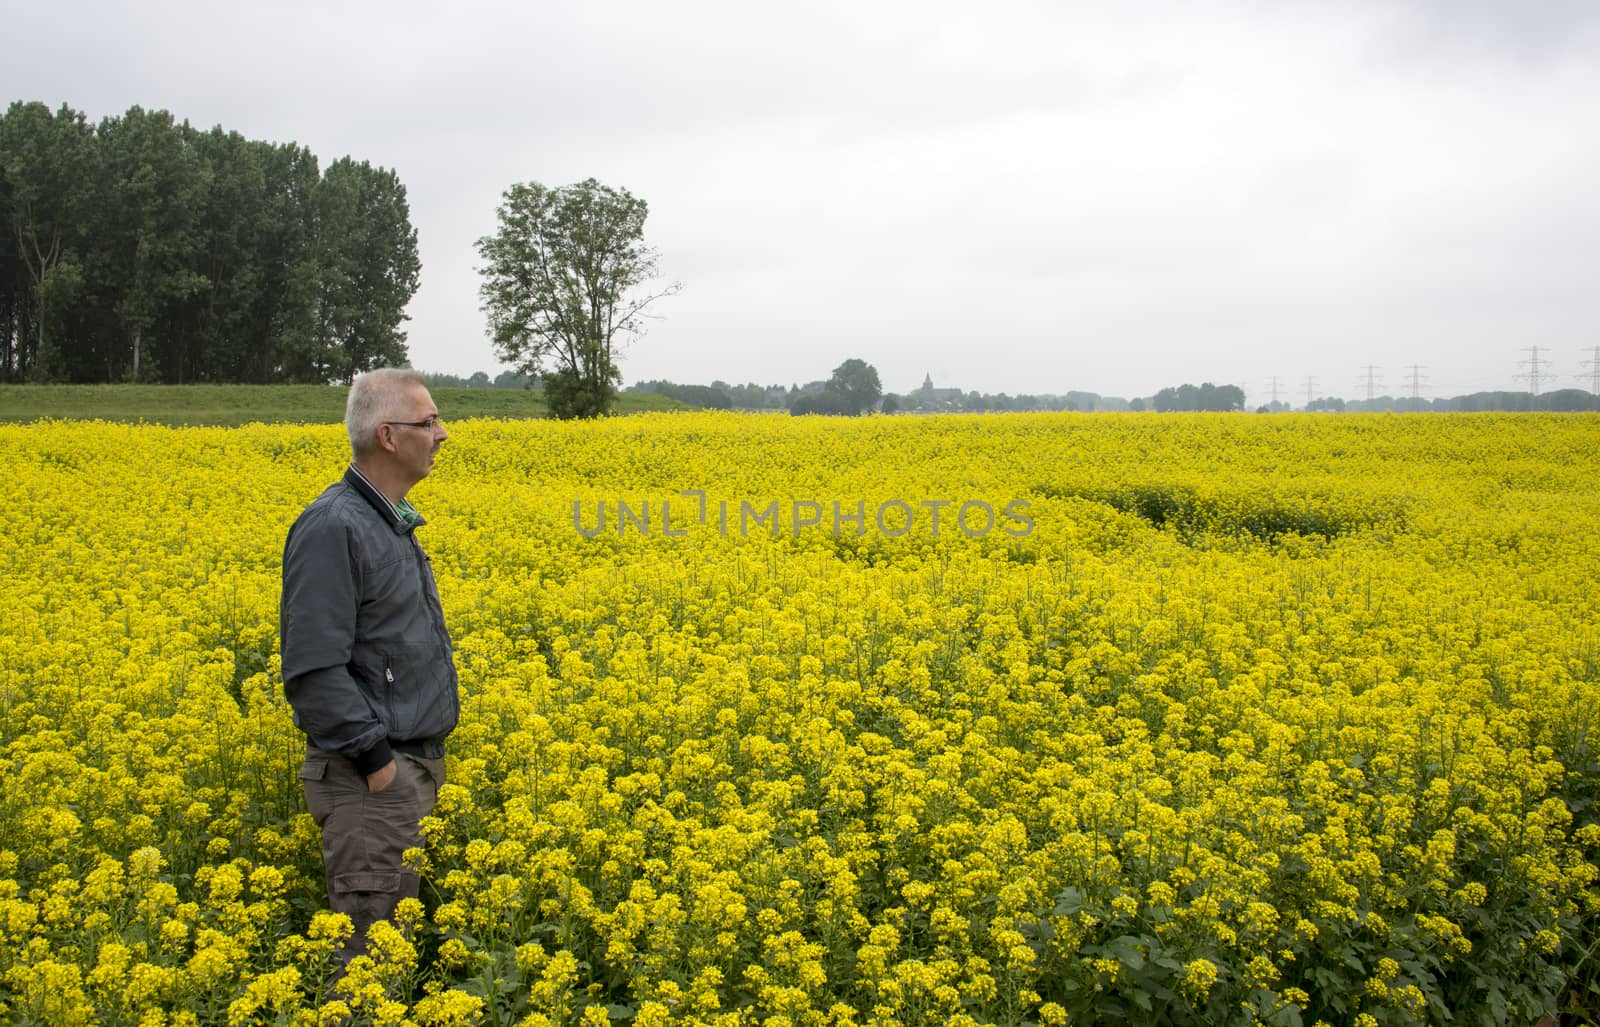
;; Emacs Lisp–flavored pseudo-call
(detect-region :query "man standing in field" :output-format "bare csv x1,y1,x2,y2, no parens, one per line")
280,367,458,968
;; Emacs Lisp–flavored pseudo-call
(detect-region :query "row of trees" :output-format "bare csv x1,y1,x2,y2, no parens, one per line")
628,380,739,409
1344,390,1600,413
628,363,887,415
628,374,1119,414
630,375,1147,414
627,363,887,415
1151,382,1246,412
894,388,1118,412
421,370,532,390
1,101,419,383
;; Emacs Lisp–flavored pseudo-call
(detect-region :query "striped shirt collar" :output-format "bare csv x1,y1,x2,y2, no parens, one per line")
344,463,425,533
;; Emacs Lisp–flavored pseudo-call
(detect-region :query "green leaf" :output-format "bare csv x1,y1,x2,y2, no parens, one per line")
1053,886,1085,916
1267,1003,1304,1027
1108,934,1147,970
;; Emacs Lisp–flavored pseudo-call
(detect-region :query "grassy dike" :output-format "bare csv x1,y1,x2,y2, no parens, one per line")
0,384,684,425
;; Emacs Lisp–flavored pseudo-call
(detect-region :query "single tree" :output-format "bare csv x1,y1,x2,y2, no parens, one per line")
826,358,883,415
476,178,677,418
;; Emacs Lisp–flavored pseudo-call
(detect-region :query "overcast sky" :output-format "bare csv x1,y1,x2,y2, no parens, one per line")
9,0,1600,404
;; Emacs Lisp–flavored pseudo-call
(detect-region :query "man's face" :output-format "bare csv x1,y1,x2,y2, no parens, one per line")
385,385,448,481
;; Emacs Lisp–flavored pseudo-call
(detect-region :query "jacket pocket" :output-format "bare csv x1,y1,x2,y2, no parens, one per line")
346,648,393,733
380,653,401,735
383,642,458,741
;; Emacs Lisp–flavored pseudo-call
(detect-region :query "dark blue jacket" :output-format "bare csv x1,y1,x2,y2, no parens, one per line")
280,465,459,775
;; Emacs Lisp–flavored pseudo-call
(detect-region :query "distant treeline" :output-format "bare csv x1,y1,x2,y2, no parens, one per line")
629,380,779,409
1304,390,1600,413
627,379,1131,412
1,100,419,384
421,370,534,390
1152,382,1245,412
898,389,1124,412
621,378,1600,414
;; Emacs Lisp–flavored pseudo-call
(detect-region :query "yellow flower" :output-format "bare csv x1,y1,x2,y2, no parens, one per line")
5,413,1600,1024
413,988,486,1027
225,967,303,1025
1181,958,1219,1002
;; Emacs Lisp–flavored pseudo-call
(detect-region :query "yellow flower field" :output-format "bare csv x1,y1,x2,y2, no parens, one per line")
1,412,1598,1027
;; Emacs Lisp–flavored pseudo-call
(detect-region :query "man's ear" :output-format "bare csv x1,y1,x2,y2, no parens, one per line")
376,424,398,454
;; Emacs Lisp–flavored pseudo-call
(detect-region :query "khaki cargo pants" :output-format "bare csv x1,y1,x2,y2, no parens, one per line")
300,745,445,967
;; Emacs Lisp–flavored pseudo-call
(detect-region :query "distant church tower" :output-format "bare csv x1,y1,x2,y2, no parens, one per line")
921,373,934,393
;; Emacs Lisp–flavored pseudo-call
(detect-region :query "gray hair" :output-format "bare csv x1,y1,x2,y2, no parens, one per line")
346,368,428,456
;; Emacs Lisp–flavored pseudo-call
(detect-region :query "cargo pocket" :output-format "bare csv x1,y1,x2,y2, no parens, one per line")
299,756,332,826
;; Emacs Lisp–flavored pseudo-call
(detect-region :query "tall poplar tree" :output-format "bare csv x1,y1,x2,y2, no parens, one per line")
96,105,209,381
310,158,420,383
0,101,96,380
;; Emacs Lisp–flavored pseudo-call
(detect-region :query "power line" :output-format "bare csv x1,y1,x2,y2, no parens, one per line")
1303,376,1316,409
1359,365,1382,402
1516,346,1550,395
1580,346,1600,395
1405,365,1428,400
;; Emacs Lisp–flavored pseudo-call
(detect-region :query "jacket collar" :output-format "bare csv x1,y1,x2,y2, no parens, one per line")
344,464,424,535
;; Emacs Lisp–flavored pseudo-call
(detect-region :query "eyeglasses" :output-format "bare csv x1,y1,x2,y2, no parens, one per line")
385,416,444,431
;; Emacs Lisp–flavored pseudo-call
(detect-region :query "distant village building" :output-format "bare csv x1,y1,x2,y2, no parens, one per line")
917,373,965,408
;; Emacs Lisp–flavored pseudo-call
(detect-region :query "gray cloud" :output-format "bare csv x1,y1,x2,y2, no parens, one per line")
1357,0,1600,66
5,0,1599,402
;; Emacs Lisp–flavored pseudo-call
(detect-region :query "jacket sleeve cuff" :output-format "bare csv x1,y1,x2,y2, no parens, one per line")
353,740,395,777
